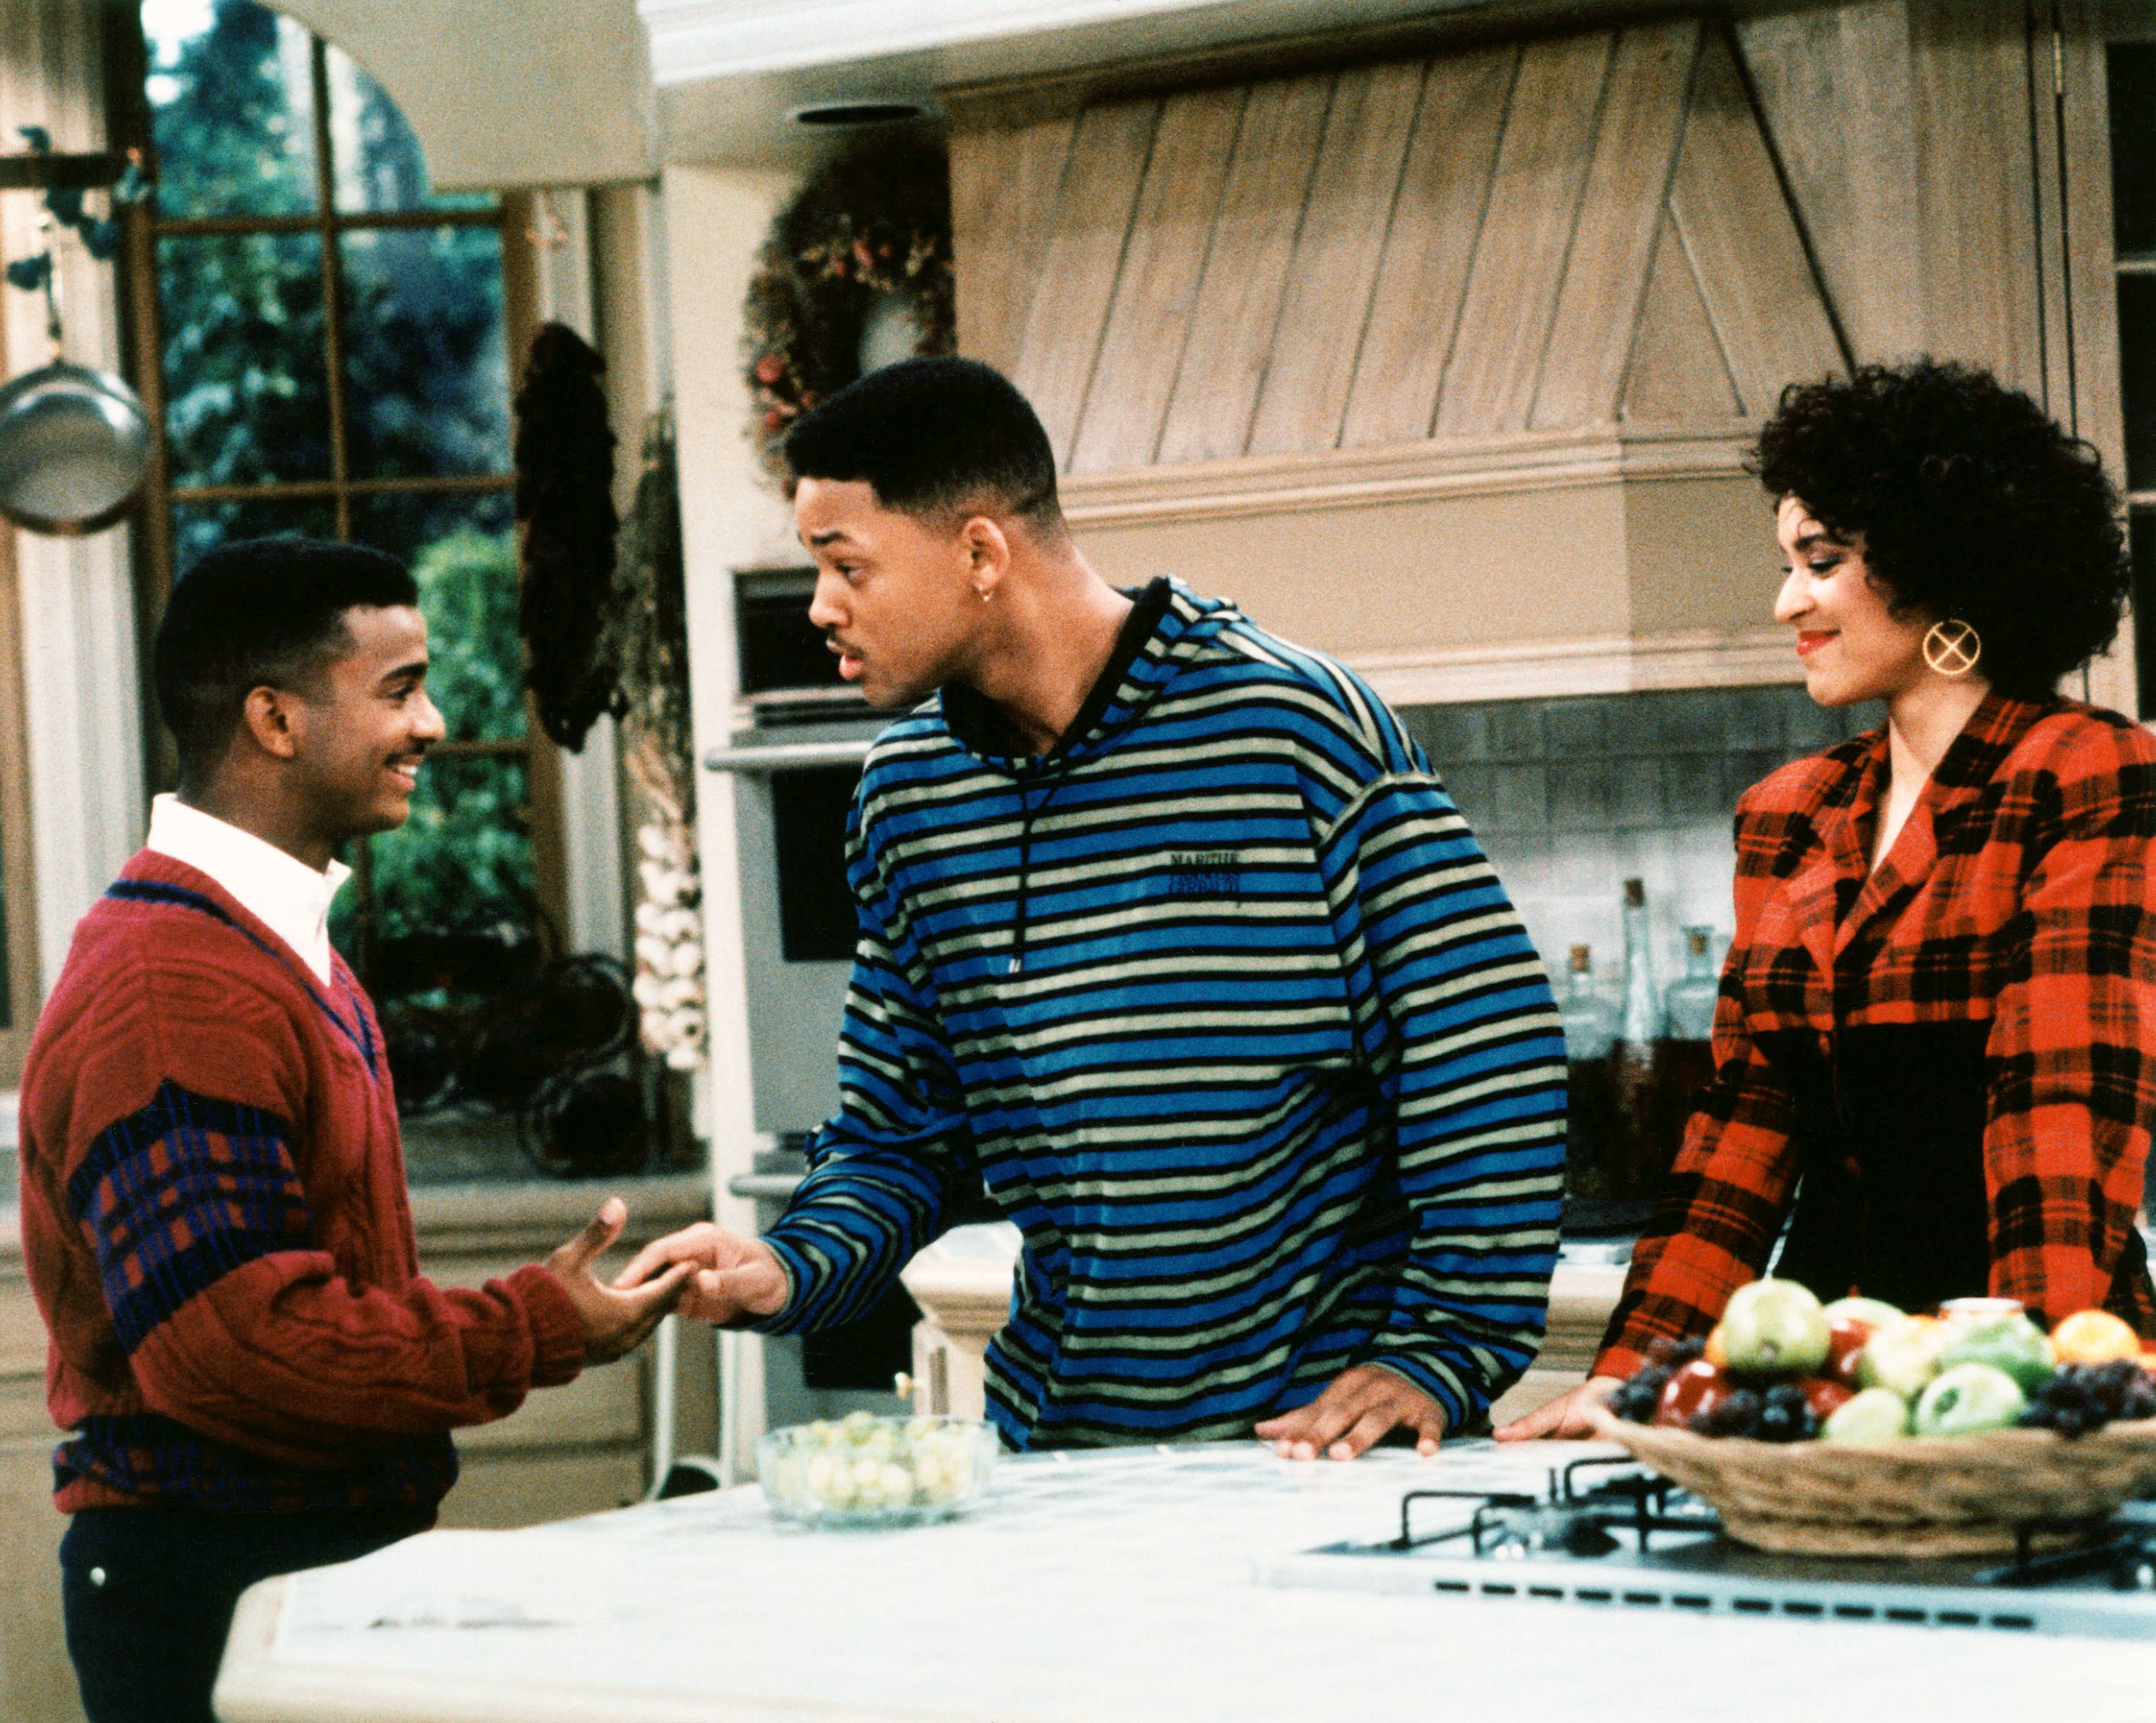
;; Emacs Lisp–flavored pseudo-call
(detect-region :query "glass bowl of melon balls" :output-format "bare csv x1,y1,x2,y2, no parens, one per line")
1588,1279,2156,1556
757,1413,1000,1530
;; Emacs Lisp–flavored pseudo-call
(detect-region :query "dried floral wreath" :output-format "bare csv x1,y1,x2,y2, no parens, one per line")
742,141,955,482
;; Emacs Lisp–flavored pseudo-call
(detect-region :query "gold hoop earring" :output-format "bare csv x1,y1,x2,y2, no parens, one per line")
1922,618,1981,678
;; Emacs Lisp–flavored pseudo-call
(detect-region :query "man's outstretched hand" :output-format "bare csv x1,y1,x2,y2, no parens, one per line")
612,1221,791,1325
1255,1364,1447,1460
544,1198,696,1364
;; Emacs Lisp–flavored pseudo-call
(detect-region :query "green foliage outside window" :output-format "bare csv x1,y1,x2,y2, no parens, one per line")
147,0,535,971
148,0,511,553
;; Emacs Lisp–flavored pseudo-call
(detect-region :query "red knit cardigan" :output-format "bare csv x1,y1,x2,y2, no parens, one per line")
18,851,584,1515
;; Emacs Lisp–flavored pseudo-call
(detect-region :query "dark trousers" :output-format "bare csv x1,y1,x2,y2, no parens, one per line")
59,1505,430,1723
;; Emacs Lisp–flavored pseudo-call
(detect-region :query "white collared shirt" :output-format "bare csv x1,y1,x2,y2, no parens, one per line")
144,794,352,985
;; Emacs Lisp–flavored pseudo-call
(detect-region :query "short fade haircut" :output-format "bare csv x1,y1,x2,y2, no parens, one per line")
152,537,418,788
783,356,1065,539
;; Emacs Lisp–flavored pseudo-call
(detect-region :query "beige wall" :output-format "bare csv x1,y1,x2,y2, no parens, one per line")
661,162,805,1477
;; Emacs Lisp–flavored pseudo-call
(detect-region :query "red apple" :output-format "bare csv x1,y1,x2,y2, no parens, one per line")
1797,1377,1854,1421
1654,1360,1737,1429
1823,1318,1875,1387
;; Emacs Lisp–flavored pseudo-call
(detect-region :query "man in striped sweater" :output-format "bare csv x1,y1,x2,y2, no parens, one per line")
625,359,1567,1457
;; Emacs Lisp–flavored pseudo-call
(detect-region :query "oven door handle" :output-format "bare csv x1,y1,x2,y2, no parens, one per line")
701,740,874,774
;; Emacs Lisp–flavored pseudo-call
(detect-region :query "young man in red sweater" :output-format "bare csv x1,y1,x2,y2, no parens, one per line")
18,538,692,1723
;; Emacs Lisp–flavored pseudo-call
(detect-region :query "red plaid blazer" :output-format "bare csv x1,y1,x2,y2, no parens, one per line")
1597,692,2156,1379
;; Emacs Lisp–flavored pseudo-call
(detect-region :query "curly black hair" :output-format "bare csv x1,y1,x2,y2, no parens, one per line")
1751,359,2129,699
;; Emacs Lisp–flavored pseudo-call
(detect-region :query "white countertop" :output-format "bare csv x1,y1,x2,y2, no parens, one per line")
215,1438,2156,1723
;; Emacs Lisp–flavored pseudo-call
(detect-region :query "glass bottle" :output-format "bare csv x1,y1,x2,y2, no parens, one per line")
1663,925,1720,1042
1557,945,1616,1062
1557,945,1618,1207
1616,877,1661,1047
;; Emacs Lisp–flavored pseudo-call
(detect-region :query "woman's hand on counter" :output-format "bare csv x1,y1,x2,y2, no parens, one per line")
1254,1365,1447,1461
612,1221,791,1323
1493,1375,1623,1441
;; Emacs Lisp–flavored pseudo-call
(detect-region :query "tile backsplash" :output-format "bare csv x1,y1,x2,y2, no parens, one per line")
1400,686,1881,1009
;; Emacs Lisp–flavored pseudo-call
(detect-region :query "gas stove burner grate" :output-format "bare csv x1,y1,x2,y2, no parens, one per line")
1989,1517,2156,1590
1261,1466,2156,1640
1391,1456,1726,1561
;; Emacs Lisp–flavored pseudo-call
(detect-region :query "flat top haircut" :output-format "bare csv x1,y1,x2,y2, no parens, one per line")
783,356,1066,539
152,537,419,788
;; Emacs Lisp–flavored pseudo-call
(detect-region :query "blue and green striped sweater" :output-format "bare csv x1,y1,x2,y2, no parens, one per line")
759,580,1568,1448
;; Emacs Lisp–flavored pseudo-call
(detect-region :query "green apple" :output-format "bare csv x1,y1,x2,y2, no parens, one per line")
1821,1296,1907,1333
1858,1318,1951,1400
1912,1362,2028,1436
1939,1314,2055,1397
1718,1277,1831,1380
1821,1386,1913,1443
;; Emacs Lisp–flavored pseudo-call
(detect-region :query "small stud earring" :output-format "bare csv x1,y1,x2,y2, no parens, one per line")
1922,618,1981,678
977,587,992,603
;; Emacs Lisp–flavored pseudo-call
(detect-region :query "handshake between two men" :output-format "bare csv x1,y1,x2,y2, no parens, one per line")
611,1219,1451,1464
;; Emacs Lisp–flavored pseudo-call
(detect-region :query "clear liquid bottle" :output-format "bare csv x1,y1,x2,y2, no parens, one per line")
1558,945,1616,1062
1616,877,1660,1047
1663,924,1719,1042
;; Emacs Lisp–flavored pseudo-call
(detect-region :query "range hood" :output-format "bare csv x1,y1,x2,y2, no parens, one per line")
945,14,1844,698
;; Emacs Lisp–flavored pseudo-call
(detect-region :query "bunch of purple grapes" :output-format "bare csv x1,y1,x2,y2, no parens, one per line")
2019,1361,2156,1437
1688,1382,1817,1443
1608,1336,1705,1425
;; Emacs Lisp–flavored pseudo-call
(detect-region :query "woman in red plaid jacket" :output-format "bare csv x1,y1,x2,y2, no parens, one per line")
1504,359,2155,1440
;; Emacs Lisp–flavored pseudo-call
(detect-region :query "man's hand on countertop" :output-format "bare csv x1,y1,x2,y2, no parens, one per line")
612,1220,791,1324
1254,1364,1447,1460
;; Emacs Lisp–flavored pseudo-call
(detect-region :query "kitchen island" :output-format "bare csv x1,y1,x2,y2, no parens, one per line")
213,1438,2155,1723
899,1225,1634,1428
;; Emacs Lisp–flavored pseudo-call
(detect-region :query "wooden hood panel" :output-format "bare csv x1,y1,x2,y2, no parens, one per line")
948,18,1848,477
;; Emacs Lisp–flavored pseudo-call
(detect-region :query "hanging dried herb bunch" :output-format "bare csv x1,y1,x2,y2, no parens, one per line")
515,321,623,749
606,405,707,1072
606,403,693,809
742,140,956,484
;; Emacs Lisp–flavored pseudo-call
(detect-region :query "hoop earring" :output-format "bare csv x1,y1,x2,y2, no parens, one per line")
1922,618,1981,678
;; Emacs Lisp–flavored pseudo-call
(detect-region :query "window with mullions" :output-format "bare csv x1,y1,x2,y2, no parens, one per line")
129,0,559,978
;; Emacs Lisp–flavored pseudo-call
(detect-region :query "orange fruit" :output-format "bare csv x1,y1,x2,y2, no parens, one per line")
2050,1308,2142,1365
1703,1325,1728,1368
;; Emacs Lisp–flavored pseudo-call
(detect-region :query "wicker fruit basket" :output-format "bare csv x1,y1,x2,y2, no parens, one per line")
1590,1410,2156,1556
